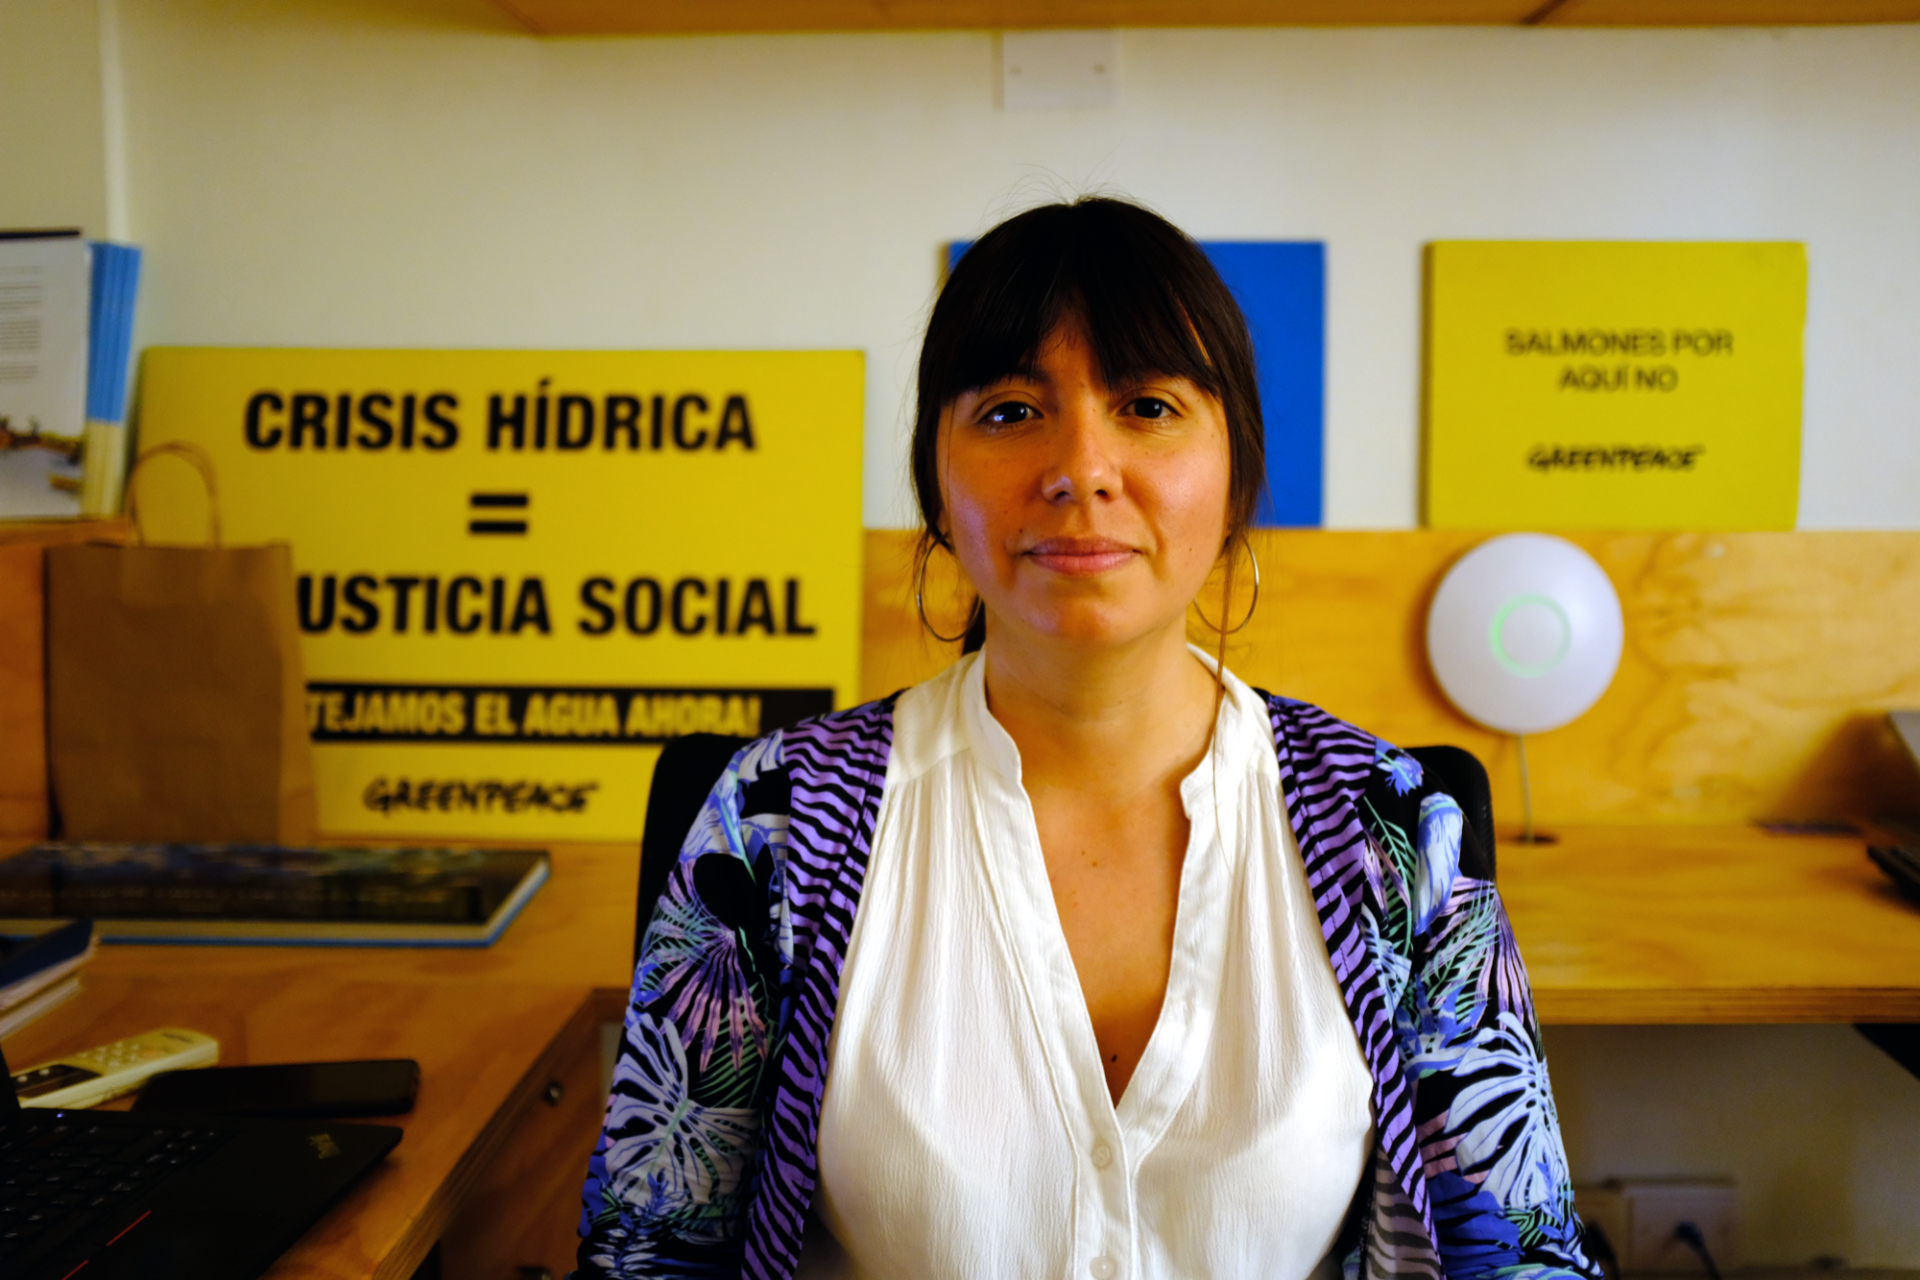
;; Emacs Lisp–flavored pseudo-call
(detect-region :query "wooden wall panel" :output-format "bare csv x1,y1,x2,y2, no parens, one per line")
0,543,50,843
862,528,1920,829
0,519,130,843
10,525,1916,839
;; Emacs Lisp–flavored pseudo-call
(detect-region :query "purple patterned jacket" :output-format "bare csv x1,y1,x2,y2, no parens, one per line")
575,693,1599,1280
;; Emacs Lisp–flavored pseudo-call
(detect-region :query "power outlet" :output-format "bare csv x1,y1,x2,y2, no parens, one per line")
1576,1181,1740,1274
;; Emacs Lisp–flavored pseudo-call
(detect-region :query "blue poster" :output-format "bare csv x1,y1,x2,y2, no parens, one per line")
946,239,1325,527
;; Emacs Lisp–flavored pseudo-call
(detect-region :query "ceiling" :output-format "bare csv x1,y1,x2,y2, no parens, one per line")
493,0,1920,35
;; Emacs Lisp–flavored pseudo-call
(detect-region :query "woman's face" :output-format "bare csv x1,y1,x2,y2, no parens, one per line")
935,319,1233,653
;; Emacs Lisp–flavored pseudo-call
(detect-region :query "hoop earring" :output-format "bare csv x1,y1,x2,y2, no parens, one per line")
915,551,973,644
1192,543,1261,635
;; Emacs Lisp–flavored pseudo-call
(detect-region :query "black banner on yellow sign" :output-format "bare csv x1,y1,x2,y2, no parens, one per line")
134,348,863,839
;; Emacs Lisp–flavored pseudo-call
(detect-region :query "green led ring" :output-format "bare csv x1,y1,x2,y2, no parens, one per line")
1488,592,1571,678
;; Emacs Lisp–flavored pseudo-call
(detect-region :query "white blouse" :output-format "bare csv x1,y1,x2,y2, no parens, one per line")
799,649,1374,1280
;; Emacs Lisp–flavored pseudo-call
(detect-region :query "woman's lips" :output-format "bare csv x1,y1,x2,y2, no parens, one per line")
1024,539,1137,575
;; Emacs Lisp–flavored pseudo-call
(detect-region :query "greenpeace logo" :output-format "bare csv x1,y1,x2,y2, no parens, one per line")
1526,445,1704,473
362,777,600,816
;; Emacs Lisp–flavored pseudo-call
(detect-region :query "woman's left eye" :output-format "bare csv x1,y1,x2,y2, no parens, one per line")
1128,397,1176,420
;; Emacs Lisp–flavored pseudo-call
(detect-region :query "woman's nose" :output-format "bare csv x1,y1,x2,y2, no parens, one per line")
1039,399,1119,504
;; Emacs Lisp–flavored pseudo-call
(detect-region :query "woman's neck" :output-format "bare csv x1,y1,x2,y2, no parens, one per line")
981,618,1220,797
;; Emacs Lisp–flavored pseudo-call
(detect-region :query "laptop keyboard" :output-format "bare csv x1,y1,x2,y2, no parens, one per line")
0,1114,233,1270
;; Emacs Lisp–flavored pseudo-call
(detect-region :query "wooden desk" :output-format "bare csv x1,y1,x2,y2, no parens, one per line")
8,825,1920,1274
2,844,641,1280
1504,825,1920,1025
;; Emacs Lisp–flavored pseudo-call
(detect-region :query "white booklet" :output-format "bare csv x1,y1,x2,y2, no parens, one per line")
0,974,81,1041
0,935,96,1013
0,232,90,518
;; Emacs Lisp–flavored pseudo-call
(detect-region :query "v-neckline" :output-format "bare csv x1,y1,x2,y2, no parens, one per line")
960,653,1248,1158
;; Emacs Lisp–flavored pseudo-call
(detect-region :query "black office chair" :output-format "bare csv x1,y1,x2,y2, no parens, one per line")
635,733,752,966
1405,744,1497,882
632,736,1498,966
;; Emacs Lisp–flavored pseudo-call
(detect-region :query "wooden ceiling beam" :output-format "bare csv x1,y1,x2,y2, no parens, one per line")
493,0,1920,34
1538,0,1920,22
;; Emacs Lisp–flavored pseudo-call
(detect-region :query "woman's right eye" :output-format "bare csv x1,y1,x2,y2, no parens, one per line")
979,401,1037,426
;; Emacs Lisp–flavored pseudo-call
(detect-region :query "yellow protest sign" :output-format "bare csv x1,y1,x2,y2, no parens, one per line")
1425,242,1805,529
134,348,863,840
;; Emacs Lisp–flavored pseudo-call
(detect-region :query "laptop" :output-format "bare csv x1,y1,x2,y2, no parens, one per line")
1892,711,1920,780
0,1037,400,1279
1868,711,1920,902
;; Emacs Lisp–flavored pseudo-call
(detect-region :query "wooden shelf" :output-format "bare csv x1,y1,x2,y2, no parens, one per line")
494,0,1920,35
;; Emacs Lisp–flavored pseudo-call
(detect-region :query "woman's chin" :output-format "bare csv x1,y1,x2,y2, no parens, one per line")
993,604,1190,652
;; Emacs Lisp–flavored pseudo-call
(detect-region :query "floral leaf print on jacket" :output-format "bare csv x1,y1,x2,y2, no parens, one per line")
604,1012,759,1219
1360,744,1590,1280
579,733,796,1278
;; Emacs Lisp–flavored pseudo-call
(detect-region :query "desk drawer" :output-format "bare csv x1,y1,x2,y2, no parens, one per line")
439,990,623,1280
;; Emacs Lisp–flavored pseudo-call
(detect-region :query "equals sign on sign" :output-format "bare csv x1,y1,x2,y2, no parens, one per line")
469,492,529,535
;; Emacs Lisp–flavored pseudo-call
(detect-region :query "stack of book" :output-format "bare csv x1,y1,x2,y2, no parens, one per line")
0,844,549,947
0,918,94,1039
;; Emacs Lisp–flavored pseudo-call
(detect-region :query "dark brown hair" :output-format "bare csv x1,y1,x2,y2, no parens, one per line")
911,196,1266,650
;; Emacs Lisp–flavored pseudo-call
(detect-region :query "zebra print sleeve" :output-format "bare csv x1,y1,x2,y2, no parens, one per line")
576,733,795,1279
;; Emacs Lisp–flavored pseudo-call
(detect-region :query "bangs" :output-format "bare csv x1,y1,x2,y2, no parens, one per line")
912,197,1265,570
925,210,1230,407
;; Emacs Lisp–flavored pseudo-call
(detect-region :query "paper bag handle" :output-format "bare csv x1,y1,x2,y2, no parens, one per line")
126,442,223,547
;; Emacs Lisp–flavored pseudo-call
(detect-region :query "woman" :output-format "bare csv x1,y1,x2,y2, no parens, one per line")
577,198,1596,1280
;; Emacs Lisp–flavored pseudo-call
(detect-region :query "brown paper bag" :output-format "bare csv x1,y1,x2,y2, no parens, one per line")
45,443,317,844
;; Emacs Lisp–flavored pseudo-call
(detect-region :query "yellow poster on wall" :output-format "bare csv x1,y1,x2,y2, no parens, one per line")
134,348,863,841
1425,242,1805,529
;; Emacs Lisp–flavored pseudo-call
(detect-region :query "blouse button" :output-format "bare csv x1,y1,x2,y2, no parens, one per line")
1091,1142,1113,1169
1090,1256,1119,1280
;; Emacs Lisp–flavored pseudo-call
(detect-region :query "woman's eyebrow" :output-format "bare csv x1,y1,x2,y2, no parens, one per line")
967,367,1052,395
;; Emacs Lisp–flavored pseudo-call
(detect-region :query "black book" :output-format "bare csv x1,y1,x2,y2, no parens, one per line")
0,844,548,947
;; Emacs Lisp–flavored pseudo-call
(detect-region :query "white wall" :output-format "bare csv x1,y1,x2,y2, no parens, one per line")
0,0,109,237
1547,1024,1920,1269
10,0,1920,1266
104,0,1920,531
